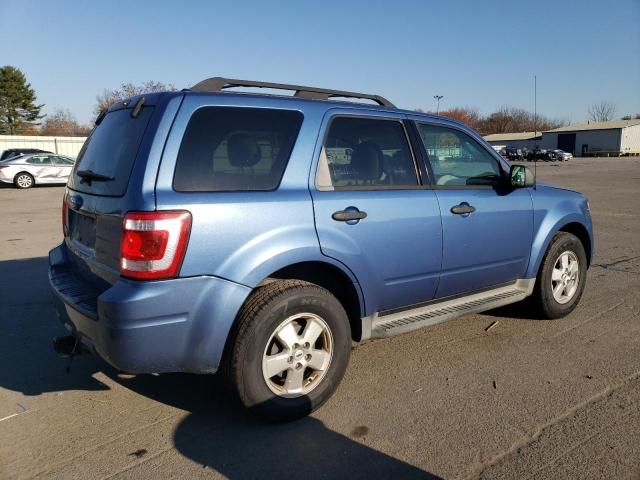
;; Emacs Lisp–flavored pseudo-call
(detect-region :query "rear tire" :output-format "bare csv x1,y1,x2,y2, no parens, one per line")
225,280,351,422
531,232,587,319
14,172,34,189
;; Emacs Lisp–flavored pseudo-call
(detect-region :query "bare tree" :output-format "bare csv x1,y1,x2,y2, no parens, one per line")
437,107,482,130
40,109,91,136
588,101,616,122
94,81,176,118
414,104,565,135
477,106,564,135
621,113,640,120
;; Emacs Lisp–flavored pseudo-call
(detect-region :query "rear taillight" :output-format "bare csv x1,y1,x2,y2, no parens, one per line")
120,211,192,280
62,199,69,237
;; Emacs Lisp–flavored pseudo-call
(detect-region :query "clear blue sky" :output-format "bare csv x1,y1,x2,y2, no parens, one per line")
1,0,639,125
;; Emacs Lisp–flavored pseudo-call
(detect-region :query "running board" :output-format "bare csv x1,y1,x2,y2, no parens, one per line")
364,279,535,340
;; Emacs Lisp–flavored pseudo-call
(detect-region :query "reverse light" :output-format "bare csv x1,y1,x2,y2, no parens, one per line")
120,211,192,280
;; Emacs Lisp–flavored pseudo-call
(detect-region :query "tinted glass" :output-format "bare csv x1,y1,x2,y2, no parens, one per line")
173,107,303,192
54,156,75,165
317,117,418,189
27,155,52,165
68,107,154,196
416,124,502,186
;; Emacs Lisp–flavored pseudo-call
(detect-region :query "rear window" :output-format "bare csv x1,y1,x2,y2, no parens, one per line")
69,107,154,196
173,107,303,192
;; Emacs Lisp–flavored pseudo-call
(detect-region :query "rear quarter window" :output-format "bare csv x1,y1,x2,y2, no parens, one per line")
173,107,303,192
68,106,154,196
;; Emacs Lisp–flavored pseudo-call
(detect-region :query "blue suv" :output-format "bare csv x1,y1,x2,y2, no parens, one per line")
49,78,593,420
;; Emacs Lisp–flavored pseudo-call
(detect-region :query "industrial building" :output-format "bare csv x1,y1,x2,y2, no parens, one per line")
483,132,541,151
541,119,640,156
484,119,640,157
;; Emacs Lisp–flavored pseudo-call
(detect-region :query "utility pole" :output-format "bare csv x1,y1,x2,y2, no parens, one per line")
434,95,443,114
534,75,537,138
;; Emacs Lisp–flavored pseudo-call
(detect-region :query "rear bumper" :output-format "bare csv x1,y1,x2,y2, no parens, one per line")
48,243,251,374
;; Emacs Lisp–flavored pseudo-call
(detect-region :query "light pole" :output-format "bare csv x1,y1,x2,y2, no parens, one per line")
434,95,443,114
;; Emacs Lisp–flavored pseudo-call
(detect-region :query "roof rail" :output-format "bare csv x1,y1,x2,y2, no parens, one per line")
189,77,396,108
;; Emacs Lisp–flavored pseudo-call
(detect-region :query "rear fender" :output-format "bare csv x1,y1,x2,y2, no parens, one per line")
216,224,366,313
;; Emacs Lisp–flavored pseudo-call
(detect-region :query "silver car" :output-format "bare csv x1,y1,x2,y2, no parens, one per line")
550,149,573,161
0,154,75,189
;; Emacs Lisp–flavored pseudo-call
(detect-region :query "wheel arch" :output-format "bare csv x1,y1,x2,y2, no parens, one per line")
527,214,593,278
258,261,365,342
558,222,592,266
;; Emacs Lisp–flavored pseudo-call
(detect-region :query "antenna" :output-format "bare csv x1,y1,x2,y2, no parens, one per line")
533,75,537,189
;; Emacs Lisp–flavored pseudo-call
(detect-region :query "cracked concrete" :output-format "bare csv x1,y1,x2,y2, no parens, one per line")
1,157,639,479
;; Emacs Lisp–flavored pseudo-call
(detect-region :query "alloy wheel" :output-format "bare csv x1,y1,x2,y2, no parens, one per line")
262,313,334,398
16,174,33,188
551,250,580,304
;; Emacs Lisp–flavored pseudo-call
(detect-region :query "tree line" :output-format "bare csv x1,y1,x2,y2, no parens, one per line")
1,65,638,137
416,106,566,135
0,66,174,137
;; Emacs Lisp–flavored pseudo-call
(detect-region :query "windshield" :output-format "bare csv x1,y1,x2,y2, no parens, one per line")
68,106,154,196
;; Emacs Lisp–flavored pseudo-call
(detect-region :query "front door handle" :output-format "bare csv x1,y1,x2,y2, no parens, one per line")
332,208,367,222
450,202,476,215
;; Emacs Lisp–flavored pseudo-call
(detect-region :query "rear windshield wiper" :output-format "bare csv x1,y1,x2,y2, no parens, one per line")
77,169,115,185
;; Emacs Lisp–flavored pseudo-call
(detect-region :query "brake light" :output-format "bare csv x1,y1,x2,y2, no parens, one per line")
120,211,192,280
62,199,68,237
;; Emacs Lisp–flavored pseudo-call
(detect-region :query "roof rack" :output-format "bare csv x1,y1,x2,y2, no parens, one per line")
189,77,396,108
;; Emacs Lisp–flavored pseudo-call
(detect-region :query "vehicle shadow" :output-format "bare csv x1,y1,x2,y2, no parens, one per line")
0,256,439,479
121,373,439,479
0,182,63,189
0,256,109,395
483,299,547,320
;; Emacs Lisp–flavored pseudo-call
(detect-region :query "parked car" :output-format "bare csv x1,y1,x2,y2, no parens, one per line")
503,147,524,161
527,148,549,162
549,149,573,161
0,153,75,189
49,78,593,421
0,148,53,162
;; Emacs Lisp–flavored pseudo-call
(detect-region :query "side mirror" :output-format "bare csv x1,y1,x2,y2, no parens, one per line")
510,164,535,188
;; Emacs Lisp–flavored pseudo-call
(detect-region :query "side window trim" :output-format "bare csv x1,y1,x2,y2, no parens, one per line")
404,120,432,187
315,113,424,192
413,120,507,190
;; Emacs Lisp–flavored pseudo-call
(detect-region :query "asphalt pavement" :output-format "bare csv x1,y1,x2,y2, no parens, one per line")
1,157,639,479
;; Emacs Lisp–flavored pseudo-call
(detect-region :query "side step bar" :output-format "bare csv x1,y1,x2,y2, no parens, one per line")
364,279,535,340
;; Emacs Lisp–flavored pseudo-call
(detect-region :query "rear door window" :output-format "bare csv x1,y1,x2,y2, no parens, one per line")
54,156,75,165
316,116,419,190
173,107,303,192
27,155,52,165
68,107,154,196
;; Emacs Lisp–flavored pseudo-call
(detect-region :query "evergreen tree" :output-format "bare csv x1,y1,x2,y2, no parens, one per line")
0,66,44,134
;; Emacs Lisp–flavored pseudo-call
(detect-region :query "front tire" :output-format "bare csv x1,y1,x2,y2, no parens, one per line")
225,280,351,421
14,172,34,189
531,232,587,319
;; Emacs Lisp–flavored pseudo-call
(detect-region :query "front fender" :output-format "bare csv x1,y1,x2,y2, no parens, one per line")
527,201,593,278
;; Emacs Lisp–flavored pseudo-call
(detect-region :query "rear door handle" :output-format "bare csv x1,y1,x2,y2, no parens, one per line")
450,202,476,215
332,208,367,222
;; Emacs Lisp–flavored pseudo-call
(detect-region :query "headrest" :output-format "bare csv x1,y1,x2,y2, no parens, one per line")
227,133,261,167
351,142,383,181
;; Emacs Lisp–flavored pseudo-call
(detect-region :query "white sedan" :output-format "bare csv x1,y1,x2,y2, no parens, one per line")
0,153,75,189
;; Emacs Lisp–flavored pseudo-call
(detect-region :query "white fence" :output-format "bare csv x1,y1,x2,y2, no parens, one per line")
0,135,87,158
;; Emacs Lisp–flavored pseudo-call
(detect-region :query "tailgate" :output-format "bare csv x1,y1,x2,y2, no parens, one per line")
63,100,158,287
